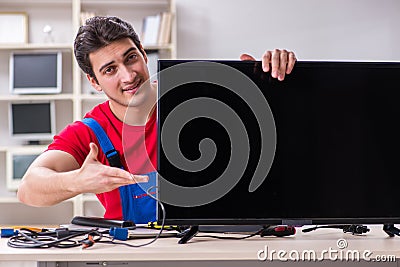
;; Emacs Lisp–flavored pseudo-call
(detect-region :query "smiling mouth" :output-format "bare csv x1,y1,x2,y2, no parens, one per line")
122,79,141,94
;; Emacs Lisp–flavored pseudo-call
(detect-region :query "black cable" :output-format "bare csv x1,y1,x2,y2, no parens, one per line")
195,225,296,240
7,187,167,249
302,224,370,235
101,185,168,248
383,223,400,237
196,229,264,240
7,228,103,249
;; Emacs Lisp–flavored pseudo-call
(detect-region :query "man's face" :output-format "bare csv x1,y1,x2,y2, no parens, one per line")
88,38,151,111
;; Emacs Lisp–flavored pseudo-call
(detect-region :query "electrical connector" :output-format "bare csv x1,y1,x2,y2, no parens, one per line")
56,228,72,239
147,221,180,231
1,229,19,238
109,227,128,241
81,235,95,249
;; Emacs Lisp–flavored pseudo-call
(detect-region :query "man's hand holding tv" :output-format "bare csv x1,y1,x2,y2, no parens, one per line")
240,49,297,81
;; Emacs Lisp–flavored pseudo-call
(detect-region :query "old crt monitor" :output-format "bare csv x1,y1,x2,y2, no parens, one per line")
6,146,44,190
10,51,62,94
157,60,400,226
9,101,56,143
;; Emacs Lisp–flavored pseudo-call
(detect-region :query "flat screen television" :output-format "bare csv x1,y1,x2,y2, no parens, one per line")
9,101,56,144
157,60,400,226
6,146,44,190
9,51,62,94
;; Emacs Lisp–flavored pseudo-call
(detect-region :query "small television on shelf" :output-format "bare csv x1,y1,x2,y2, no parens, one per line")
9,51,62,94
6,146,45,190
9,101,56,144
157,60,400,227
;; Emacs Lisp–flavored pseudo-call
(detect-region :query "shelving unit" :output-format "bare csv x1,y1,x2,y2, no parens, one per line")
0,0,176,225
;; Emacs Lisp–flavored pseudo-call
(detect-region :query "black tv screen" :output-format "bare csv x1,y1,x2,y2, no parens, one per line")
7,153,39,190
157,60,400,225
10,52,62,94
13,154,39,179
10,102,55,142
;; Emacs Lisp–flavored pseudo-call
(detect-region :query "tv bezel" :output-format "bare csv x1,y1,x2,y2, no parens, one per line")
9,101,56,142
6,146,45,190
156,59,400,227
9,51,62,94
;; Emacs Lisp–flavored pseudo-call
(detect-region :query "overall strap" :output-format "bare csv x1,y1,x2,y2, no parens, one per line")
81,118,124,169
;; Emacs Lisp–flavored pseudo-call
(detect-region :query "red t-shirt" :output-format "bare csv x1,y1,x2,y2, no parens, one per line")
48,101,157,219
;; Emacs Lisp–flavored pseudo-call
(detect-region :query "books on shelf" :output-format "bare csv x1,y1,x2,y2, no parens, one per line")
141,14,161,46
141,12,173,47
157,11,173,45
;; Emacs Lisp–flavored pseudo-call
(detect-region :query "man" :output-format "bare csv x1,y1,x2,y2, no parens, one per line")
17,16,296,223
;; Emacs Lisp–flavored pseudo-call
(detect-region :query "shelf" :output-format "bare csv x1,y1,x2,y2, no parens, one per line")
82,194,99,202
144,43,174,51
4,145,47,150
0,0,176,224
0,94,74,101
0,0,72,6
0,43,72,50
0,196,76,204
0,197,19,203
80,93,107,101
81,0,170,7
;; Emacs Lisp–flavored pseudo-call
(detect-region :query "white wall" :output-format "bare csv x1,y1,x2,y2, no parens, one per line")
175,0,400,61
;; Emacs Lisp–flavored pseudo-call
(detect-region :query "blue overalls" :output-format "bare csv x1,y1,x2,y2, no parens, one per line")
82,118,156,224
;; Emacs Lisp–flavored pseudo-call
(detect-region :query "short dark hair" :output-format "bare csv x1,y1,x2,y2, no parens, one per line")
74,16,143,81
